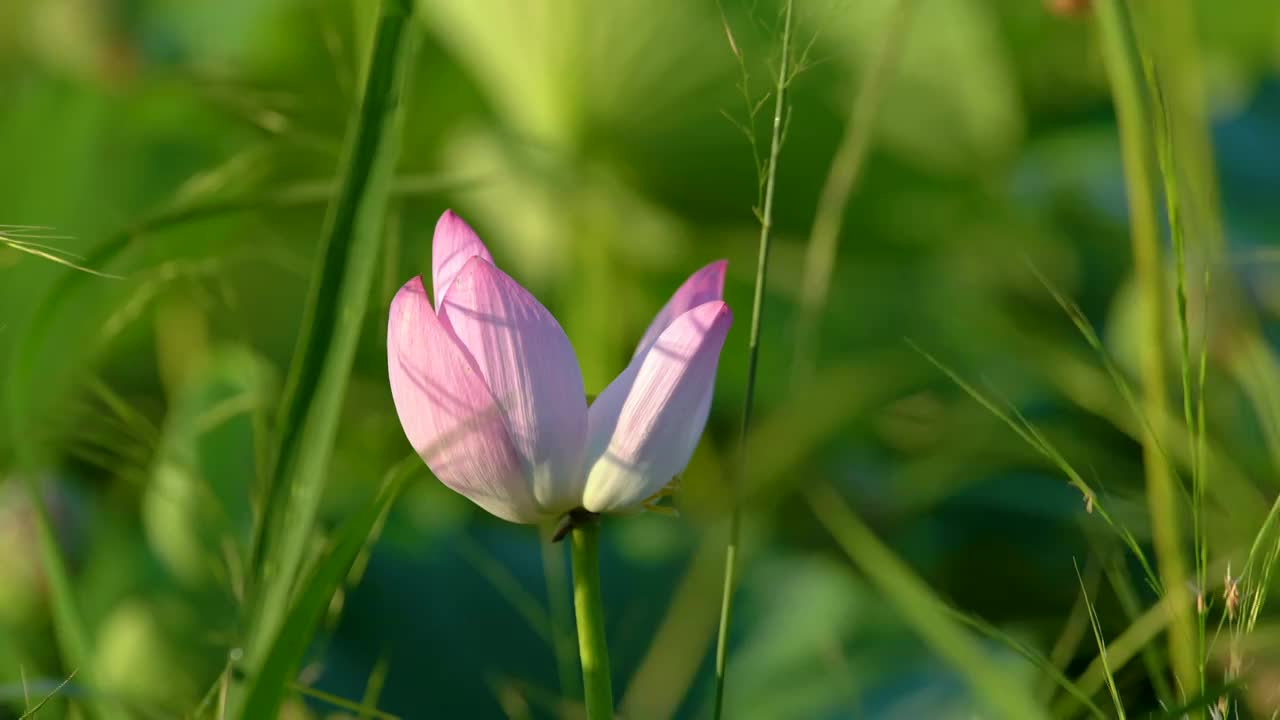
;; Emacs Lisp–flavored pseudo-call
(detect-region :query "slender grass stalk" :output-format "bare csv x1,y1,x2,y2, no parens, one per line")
792,0,915,383
712,2,794,717
233,0,418,711
570,520,613,719
1144,47,1211,708
1040,562,1097,702
1093,536,1176,706
1075,561,1126,720
1094,0,1197,695
1053,553,1235,720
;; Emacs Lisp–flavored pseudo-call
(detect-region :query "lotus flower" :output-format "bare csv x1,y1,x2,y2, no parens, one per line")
388,211,732,523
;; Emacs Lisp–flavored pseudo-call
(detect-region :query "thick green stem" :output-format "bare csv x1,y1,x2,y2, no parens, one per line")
571,520,614,719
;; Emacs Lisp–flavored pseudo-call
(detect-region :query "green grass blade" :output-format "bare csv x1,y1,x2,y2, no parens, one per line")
1095,0,1197,692
236,460,413,720
807,483,1048,720
1075,560,1126,719
237,0,419,708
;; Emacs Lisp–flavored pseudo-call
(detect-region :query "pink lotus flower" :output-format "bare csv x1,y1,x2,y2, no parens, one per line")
388,211,733,523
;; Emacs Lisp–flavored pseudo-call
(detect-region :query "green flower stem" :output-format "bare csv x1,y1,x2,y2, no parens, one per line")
570,519,614,719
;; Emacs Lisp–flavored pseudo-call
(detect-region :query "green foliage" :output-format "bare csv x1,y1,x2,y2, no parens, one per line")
4,0,1280,717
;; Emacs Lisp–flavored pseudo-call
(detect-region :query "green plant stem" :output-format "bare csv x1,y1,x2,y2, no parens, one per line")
712,2,793,717
1094,0,1196,696
570,521,613,720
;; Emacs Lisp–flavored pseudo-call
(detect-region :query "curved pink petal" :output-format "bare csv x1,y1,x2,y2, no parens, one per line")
440,257,588,512
582,300,733,513
432,210,494,309
387,277,540,523
633,260,727,359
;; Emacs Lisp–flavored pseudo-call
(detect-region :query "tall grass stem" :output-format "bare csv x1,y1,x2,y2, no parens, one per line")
712,2,794,717
1094,0,1196,694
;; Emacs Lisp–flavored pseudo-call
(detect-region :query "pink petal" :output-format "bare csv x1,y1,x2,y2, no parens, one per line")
387,277,540,523
440,257,588,512
432,210,494,309
633,260,727,359
582,300,733,512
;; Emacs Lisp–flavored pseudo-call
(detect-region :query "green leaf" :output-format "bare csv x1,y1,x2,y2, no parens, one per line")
236,0,420,712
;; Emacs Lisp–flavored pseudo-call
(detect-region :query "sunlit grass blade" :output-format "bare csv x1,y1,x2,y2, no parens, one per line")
0,231,122,279
1135,5,1215,692
806,482,1048,720
235,0,419,711
236,459,414,719
1094,0,1196,693
712,2,795,716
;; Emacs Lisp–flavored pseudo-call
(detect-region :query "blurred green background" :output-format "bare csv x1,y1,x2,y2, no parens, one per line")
4,0,1280,717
